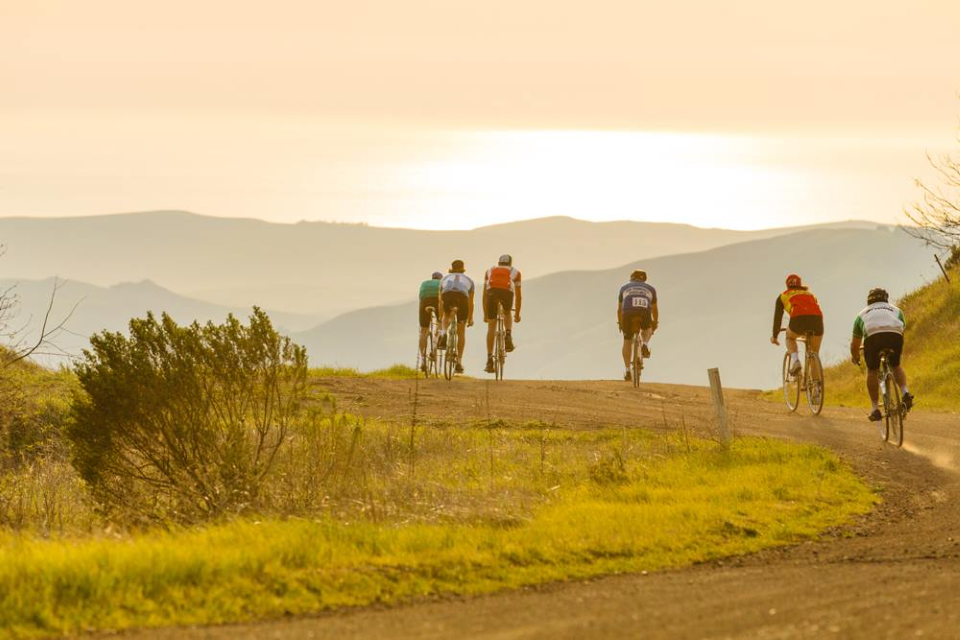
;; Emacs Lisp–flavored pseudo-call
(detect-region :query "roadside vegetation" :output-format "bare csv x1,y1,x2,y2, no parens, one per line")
1,427,873,638
824,257,960,412
310,363,420,379
0,311,877,638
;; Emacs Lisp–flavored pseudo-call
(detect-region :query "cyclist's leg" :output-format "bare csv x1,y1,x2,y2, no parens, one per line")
484,294,496,355
419,327,428,354
619,314,633,371
457,321,467,357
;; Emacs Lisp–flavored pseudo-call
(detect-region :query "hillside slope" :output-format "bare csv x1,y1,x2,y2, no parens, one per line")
294,227,937,388
825,260,960,412
0,211,879,317
0,279,317,366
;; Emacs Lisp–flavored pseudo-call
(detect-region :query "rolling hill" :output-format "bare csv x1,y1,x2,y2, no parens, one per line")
293,227,939,389
1,278,317,366
0,210,880,317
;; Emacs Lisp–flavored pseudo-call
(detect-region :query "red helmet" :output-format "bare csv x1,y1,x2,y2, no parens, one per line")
785,274,802,288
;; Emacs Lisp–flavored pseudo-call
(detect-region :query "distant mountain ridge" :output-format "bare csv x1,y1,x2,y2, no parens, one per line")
0,210,886,318
292,227,938,389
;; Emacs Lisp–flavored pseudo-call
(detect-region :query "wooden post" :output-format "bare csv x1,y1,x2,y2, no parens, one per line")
934,254,952,284
707,368,731,445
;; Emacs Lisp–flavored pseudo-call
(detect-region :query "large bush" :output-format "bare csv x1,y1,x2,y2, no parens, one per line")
68,309,308,522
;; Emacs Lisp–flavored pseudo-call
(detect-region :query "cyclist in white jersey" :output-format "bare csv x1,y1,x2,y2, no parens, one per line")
437,259,475,374
850,287,914,421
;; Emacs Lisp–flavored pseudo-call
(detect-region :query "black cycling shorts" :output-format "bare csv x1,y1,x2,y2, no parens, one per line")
418,297,439,328
863,332,903,370
441,291,469,323
484,289,514,322
788,315,824,337
620,309,652,340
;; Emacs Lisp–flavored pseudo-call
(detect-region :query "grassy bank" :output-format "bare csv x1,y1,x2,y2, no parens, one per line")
824,265,960,412
0,431,875,638
310,363,420,379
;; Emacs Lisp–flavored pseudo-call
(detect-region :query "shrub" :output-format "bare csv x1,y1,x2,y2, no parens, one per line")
68,309,308,523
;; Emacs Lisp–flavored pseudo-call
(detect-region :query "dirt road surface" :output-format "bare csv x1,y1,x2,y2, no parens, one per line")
124,378,960,639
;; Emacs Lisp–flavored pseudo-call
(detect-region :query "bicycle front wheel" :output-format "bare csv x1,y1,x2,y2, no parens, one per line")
805,352,824,415
886,375,903,447
782,353,800,412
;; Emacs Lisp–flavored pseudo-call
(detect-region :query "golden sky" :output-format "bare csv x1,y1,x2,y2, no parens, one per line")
2,1,959,228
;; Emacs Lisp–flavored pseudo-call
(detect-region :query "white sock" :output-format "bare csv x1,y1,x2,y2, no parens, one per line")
790,353,800,365
871,402,879,411
902,386,910,394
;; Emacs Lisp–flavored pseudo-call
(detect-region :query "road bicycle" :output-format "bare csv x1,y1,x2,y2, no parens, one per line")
491,302,507,380
443,308,460,381
860,346,905,447
780,329,824,415
419,306,441,378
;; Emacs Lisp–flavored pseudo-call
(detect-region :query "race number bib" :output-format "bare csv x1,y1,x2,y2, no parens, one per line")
632,297,649,309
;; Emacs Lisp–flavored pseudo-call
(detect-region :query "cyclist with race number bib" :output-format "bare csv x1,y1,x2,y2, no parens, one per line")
483,254,522,373
617,269,658,382
437,259,475,374
770,274,824,375
850,287,914,422
417,271,443,373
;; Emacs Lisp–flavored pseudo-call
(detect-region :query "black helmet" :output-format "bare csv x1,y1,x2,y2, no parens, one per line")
630,269,647,282
498,254,513,266
450,259,465,273
867,287,889,304
431,271,443,280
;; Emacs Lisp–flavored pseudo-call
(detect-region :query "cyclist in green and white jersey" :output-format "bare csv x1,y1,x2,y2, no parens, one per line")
849,287,914,421
417,271,443,373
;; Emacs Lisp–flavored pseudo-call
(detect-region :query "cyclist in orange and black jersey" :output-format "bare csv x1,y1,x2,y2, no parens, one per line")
770,273,824,375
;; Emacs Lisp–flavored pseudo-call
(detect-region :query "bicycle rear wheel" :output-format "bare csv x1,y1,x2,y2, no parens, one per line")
444,331,457,381
804,352,824,415
425,331,436,378
878,373,892,442
632,338,642,389
494,312,505,381
885,374,903,447
782,353,800,412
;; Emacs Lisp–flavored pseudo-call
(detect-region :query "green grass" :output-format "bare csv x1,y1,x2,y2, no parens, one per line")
0,434,875,639
823,264,960,412
310,363,420,379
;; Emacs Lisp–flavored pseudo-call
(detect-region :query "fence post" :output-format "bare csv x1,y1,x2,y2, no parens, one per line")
707,368,731,446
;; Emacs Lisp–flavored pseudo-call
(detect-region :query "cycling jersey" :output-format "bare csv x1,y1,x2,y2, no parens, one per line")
485,266,521,292
772,287,822,338
440,273,475,296
419,279,440,300
853,302,905,338
619,281,657,312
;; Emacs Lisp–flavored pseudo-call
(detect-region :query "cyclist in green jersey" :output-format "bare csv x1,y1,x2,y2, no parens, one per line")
418,272,443,372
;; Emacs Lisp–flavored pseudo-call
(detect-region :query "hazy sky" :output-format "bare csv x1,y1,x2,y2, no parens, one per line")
2,1,958,229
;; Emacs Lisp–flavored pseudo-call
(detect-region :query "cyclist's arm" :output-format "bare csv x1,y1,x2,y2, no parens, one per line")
772,296,785,339
651,301,659,327
514,285,522,313
850,334,863,364
468,289,475,323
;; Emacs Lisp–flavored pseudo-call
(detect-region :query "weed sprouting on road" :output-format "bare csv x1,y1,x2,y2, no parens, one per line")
0,426,875,638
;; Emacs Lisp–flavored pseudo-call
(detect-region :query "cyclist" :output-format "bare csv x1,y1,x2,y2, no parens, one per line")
850,287,914,422
617,269,658,382
437,259,475,374
483,254,522,373
417,271,443,373
770,274,824,376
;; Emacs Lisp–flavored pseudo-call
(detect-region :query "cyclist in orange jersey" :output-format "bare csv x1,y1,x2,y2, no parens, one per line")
771,273,824,375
